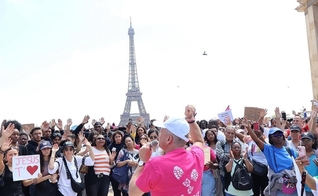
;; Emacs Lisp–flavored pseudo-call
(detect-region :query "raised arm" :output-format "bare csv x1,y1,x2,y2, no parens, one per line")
274,107,282,129
49,144,59,170
83,138,94,162
242,118,265,151
73,115,90,135
185,105,204,150
0,123,15,147
0,138,12,174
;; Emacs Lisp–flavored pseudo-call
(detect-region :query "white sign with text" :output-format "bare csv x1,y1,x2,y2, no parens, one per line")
12,155,40,181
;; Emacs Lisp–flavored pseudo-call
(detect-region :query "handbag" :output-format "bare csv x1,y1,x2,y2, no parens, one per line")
79,156,88,174
111,149,131,183
252,160,267,176
62,156,85,193
0,168,4,187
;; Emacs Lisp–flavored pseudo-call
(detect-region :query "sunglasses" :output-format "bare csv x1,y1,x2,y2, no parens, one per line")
96,138,105,140
64,147,74,151
140,137,147,140
272,133,284,138
150,136,157,140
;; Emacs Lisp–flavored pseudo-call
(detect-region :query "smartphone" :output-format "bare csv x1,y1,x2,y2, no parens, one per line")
253,122,259,131
281,111,287,121
297,146,306,157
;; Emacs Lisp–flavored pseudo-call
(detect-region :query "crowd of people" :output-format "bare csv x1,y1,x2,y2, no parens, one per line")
2,103,318,196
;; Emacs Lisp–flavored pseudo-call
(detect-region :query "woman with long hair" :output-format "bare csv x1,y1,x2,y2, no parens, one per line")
108,131,125,196
34,140,58,195
115,135,139,196
48,140,94,196
203,129,220,196
134,126,147,146
0,137,35,195
85,134,116,196
205,129,218,152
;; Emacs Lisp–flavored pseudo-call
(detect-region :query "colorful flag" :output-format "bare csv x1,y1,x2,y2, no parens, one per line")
225,105,230,111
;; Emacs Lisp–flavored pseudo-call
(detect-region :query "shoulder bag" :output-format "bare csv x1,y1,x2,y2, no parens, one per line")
111,149,131,183
62,156,85,193
79,156,88,174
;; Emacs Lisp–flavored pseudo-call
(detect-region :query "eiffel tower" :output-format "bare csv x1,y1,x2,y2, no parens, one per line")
118,19,150,127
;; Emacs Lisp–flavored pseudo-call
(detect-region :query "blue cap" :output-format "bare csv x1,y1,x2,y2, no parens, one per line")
39,141,52,150
269,127,283,135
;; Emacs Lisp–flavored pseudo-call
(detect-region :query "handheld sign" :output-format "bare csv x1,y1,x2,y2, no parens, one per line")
203,148,210,164
12,155,40,181
218,110,234,126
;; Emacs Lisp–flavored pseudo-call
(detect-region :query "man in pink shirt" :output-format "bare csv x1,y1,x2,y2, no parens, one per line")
129,105,204,196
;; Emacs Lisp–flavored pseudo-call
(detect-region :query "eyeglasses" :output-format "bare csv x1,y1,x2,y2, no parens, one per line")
272,133,284,138
96,138,105,140
302,139,312,143
64,147,74,151
150,136,157,140
20,138,27,140
140,137,147,140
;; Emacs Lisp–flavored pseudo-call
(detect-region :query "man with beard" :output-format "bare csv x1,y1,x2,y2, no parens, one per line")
26,127,43,155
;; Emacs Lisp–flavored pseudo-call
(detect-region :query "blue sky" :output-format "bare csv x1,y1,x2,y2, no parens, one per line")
0,0,313,127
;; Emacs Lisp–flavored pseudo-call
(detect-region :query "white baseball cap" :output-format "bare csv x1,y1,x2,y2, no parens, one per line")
153,117,189,142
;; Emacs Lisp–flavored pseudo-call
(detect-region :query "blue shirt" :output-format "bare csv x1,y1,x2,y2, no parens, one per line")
263,143,297,173
305,154,318,191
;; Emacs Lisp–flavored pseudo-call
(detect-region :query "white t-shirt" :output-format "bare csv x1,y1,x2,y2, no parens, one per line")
48,155,94,196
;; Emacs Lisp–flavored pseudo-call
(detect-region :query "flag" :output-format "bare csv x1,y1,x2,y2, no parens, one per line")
225,105,230,111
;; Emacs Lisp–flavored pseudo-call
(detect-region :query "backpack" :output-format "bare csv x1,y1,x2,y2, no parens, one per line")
231,159,253,191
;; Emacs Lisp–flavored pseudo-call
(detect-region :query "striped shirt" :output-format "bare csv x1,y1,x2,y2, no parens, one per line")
92,147,111,175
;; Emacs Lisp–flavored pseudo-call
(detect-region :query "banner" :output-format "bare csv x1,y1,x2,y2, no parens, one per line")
12,155,40,181
218,110,234,126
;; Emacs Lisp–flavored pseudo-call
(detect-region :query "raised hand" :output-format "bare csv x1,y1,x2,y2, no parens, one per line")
274,107,281,118
66,118,72,127
52,144,59,153
57,119,63,130
100,117,105,125
83,138,91,148
49,119,56,128
41,121,50,132
78,131,85,143
91,119,96,126
1,138,12,151
229,150,234,159
1,123,15,139
109,151,116,161
242,147,248,159
241,118,250,128
82,115,90,124
260,109,267,118
184,105,196,121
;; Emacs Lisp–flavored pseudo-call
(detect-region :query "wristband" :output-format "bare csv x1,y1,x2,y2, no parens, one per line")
187,120,195,124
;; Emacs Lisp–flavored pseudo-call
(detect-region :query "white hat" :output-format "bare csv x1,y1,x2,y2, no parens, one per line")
153,117,189,142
